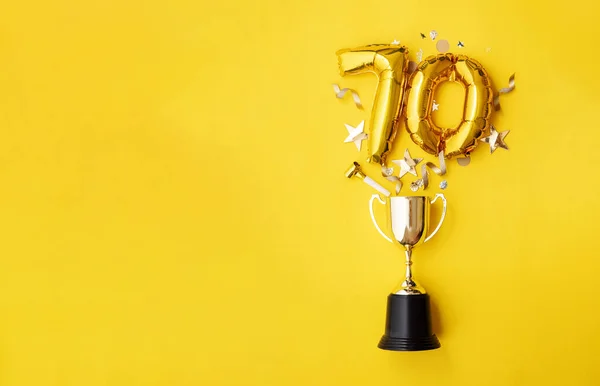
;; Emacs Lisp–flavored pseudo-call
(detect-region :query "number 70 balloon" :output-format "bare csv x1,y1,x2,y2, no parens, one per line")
336,44,494,163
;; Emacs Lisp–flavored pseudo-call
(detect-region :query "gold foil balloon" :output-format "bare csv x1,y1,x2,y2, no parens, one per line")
405,53,493,158
336,45,409,165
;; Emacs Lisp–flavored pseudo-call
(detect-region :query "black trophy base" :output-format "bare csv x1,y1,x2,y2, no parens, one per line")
378,293,440,352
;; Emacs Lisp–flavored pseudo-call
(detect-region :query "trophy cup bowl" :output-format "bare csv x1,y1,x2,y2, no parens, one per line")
369,194,447,351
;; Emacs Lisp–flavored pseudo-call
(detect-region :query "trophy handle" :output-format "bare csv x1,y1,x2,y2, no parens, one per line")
369,194,393,243
424,193,447,243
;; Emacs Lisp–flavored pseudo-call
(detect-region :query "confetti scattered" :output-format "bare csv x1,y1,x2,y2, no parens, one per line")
381,166,402,194
391,39,400,45
392,149,423,178
407,61,418,73
333,84,363,110
493,73,516,111
432,100,439,111
480,125,510,153
420,151,446,189
343,120,367,151
420,33,426,39
416,49,423,62
439,180,448,190
458,41,464,48
382,166,393,176
485,47,492,53
410,181,422,192
457,157,471,166
430,30,438,40
436,39,450,53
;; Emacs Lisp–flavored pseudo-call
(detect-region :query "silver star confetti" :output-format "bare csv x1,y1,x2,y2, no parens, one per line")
440,180,448,189
392,149,423,178
391,39,400,45
432,100,439,111
416,49,423,62
480,125,510,153
430,30,438,40
458,41,464,48
343,120,367,151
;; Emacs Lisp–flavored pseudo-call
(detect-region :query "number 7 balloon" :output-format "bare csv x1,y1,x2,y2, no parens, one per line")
336,45,409,165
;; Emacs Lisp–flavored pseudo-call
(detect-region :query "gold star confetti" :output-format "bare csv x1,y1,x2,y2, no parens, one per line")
432,100,439,111
392,149,423,178
458,41,464,47
391,39,400,45
343,120,367,151
420,33,426,39
480,125,510,153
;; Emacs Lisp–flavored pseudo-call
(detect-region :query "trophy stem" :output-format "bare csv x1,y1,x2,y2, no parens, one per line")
395,246,424,294
404,247,413,284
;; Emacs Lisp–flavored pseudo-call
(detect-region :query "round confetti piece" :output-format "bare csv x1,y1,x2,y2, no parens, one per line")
436,39,450,53
407,61,418,73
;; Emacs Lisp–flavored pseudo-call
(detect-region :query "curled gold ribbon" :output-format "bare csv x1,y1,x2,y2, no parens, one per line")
493,73,515,111
333,84,363,110
382,165,402,195
417,151,446,190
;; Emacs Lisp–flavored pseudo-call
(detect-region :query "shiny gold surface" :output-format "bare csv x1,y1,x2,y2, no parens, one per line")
344,162,366,180
405,53,493,158
388,196,429,248
336,45,409,165
370,194,447,295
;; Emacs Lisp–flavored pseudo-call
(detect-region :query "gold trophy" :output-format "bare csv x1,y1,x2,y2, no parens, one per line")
369,194,447,351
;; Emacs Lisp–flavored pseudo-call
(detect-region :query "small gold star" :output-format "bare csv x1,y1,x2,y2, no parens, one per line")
480,125,510,154
392,149,423,178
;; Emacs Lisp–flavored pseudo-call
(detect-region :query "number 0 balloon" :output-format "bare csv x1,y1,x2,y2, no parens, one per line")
405,54,493,158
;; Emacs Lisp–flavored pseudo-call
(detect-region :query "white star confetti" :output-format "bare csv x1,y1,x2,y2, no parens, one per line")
416,49,423,62
392,149,423,178
343,120,367,151
391,39,400,45
432,100,439,111
430,30,437,40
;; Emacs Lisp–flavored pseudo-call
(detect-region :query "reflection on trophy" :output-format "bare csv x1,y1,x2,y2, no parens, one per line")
370,194,447,351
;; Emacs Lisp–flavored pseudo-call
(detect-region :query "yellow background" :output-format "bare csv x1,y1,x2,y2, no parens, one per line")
0,0,599,384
